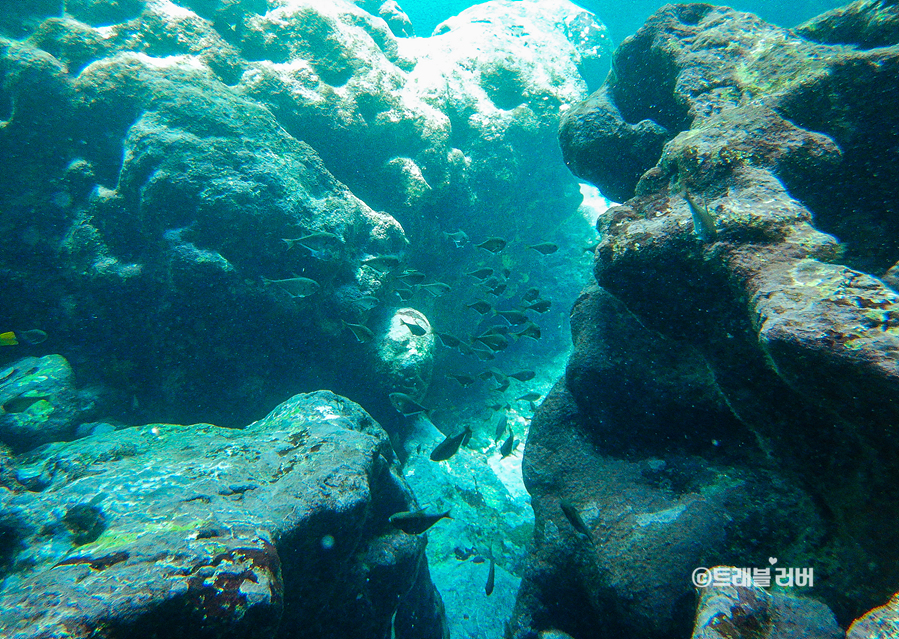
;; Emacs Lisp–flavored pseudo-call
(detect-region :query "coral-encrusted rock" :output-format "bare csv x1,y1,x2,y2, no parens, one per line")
0,391,446,639
0,355,104,453
514,2,899,637
691,579,842,639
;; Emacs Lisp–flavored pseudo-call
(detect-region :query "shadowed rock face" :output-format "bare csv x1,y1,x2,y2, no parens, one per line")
514,2,899,638
0,391,447,639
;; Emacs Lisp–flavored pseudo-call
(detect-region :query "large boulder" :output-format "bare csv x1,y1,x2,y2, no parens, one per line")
0,390,447,639
0,355,106,452
512,2,899,637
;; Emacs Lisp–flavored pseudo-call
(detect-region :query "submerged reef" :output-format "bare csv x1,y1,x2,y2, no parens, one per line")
513,1,899,638
0,391,446,638
0,0,610,431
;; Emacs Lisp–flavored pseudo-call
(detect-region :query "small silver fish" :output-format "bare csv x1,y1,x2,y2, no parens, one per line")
420,282,451,297
343,321,374,343
684,192,717,242
262,276,320,298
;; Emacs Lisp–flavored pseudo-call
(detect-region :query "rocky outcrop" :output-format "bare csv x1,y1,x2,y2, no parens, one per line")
0,0,610,432
513,2,899,637
691,579,843,639
0,390,446,639
0,355,106,452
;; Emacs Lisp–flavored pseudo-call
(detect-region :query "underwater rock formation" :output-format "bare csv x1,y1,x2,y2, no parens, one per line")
0,355,105,452
0,390,446,639
0,0,609,430
514,1,899,637
690,578,842,639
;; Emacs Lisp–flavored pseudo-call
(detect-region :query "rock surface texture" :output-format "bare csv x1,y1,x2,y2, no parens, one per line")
513,2,899,638
0,390,446,638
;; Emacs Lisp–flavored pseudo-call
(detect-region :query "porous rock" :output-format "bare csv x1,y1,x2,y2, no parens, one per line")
514,2,899,637
0,355,103,453
0,390,446,639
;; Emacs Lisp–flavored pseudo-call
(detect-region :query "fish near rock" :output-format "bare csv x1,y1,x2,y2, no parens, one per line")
684,191,717,242
430,425,472,461
476,237,507,254
389,392,428,416
389,510,452,534
500,430,516,457
560,500,594,544
401,318,428,336
485,558,495,596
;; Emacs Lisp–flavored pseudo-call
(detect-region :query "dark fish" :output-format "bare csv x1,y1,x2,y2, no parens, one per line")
2,395,51,414
517,392,542,402
450,374,477,387
466,300,493,315
420,282,451,297
560,501,594,542
514,323,541,340
684,191,717,242
350,295,380,312
480,368,505,382
495,378,510,393
389,510,452,534
496,310,529,325
525,300,551,313
430,425,473,461
489,402,511,412
444,229,469,248
488,282,507,297
394,287,416,302
481,325,509,336
473,333,509,352
466,267,494,281
389,392,428,416
584,242,599,253
362,255,402,272
476,237,507,254
396,269,426,286
485,558,496,596
262,276,321,298
509,370,535,382
494,414,508,442
401,319,428,336
528,242,558,255
522,288,541,302
500,430,515,457
470,345,496,361
435,332,462,348
343,321,374,343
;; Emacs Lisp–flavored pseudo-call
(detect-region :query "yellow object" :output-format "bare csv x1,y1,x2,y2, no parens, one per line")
0,331,18,346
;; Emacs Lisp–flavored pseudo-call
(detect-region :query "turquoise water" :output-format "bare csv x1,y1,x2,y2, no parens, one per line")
405,0,847,41
0,1,895,638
